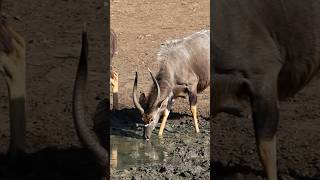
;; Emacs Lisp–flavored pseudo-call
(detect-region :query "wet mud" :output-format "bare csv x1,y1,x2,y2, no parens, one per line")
109,108,210,179
212,76,320,180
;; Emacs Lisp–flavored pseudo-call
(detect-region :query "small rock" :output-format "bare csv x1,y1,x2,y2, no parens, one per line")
159,166,166,173
186,150,198,158
165,125,173,132
179,172,187,177
182,138,191,144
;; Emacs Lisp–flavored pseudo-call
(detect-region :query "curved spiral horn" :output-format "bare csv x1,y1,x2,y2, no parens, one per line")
148,68,160,108
133,71,145,114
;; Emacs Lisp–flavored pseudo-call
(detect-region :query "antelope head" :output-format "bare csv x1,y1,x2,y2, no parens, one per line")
133,69,176,140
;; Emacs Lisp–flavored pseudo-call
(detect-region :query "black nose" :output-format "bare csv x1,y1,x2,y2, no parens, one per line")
143,126,152,141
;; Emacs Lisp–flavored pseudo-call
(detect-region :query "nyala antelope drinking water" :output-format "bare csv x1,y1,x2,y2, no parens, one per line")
0,2,26,159
133,30,210,140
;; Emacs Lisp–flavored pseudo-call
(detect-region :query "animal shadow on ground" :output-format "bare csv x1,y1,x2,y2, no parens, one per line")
93,99,142,140
0,99,111,180
0,148,103,180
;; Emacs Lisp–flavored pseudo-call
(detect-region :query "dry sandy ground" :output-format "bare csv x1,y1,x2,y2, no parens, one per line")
111,0,210,114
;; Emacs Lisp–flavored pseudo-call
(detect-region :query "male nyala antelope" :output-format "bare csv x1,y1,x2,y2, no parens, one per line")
0,2,26,159
213,1,320,179
133,30,210,140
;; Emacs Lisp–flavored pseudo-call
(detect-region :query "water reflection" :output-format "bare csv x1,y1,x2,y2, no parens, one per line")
110,135,167,170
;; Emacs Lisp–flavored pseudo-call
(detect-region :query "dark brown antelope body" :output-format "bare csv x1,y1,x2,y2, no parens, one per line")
0,1,26,159
133,30,210,140
212,1,320,179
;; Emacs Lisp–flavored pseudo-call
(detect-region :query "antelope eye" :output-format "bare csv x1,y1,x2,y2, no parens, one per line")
147,118,153,124
143,115,153,124
146,117,153,124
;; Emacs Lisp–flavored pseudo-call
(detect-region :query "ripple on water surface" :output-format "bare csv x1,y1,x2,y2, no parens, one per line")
110,135,168,170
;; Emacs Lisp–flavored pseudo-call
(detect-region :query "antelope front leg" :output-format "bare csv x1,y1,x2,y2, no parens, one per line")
111,70,118,109
252,95,278,180
190,105,200,133
258,136,277,180
158,109,170,136
111,70,118,93
251,75,279,180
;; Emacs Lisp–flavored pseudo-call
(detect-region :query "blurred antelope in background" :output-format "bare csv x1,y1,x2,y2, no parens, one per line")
0,0,26,160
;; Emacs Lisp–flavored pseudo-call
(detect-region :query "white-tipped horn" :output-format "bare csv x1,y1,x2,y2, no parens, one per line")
133,71,145,114
148,68,160,108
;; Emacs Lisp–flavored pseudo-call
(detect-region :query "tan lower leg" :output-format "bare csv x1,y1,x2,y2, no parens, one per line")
110,71,119,110
191,105,200,133
111,71,118,93
110,147,118,168
258,136,278,180
158,109,170,136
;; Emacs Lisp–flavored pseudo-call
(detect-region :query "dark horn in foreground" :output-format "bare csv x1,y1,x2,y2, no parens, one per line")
72,24,108,170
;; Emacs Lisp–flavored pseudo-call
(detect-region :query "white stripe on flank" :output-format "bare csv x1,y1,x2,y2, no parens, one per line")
157,30,209,63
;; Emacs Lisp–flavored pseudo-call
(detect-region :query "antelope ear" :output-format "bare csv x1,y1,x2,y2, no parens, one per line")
159,96,170,110
160,92,174,110
139,92,147,109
